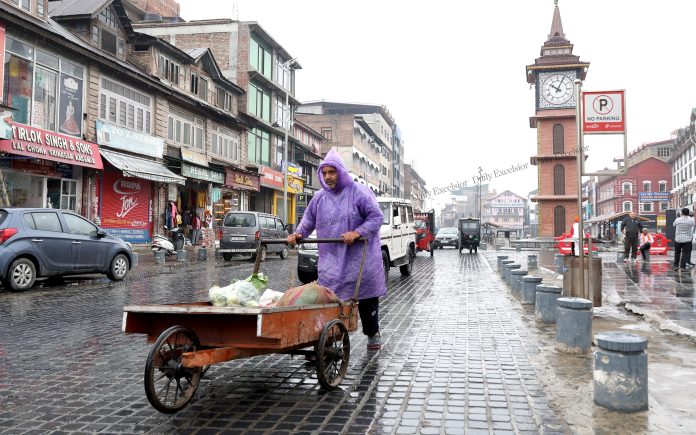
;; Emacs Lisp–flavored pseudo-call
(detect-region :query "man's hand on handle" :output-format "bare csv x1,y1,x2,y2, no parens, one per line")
341,231,361,245
287,233,303,246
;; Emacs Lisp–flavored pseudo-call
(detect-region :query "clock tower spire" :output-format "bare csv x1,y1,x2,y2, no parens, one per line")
526,1,590,238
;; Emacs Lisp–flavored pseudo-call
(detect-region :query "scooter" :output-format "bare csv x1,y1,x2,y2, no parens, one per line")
151,226,186,255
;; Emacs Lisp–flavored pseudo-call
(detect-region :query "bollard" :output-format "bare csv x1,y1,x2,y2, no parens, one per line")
554,254,565,274
154,250,165,265
500,259,514,276
510,269,528,297
527,254,538,270
521,276,542,305
176,249,187,262
197,247,207,261
497,255,509,274
555,297,593,353
535,284,562,323
504,263,521,285
594,331,648,413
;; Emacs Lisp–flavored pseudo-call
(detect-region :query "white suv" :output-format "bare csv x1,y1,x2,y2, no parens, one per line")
378,197,417,283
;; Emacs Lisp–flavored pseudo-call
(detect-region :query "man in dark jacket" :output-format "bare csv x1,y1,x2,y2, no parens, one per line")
621,211,642,263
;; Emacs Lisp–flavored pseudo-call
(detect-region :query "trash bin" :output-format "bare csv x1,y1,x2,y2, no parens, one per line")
562,256,602,306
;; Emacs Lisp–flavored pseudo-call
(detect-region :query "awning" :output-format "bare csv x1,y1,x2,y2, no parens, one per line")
586,211,650,223
100,149,185,185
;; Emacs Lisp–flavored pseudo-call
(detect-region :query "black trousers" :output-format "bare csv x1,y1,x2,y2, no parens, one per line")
674,241,693,268
639,243,651,260
624,235,639,259
358,297,379,336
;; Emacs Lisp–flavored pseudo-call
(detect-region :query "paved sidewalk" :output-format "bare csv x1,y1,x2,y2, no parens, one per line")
487,249,696,434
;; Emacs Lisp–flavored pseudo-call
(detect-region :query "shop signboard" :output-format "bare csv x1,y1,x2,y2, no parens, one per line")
638,191,670,202
181,148,208,167
100,169,151,243
96,120,164,158
226,167,260,191
0,121,103,169
58,73,83,137
286,174,304,194
182,163,224,184
260,166,283,190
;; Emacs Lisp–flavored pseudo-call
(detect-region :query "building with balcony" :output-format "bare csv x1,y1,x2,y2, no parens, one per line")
403,163,427,211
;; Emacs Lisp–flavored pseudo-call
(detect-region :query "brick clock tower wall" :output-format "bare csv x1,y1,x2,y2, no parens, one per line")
526,2,589,238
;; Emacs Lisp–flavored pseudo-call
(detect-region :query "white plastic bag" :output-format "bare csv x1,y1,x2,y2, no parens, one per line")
208,281,259,307
259,289,284,307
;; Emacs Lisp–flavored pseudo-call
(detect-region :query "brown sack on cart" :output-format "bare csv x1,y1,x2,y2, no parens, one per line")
275,282,340,307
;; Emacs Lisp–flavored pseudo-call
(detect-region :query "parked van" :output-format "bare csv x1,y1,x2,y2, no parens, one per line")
218,211,289,262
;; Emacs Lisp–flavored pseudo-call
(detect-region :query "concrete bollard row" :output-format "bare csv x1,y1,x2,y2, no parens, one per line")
594,331,649,413
554,253,565,274
197,247,208,261
497,255,509,274
527,254,538,270
535,284,562,323
176,249,187,262
521,276,542,305
555,297,592,353
154,250,165,264
504,263,521,285
510,269,528,297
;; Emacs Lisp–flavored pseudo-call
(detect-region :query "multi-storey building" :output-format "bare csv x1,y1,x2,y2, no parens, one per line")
592,141,673,233
670,110,696,210
295,101,397,196
485,190,526,229
0,0,256,244
403,163,427,211
133,15,305,225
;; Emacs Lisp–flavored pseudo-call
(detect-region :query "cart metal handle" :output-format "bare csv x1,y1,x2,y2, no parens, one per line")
253,238,368,302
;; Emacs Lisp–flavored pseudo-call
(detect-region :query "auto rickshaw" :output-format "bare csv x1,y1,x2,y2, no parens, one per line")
458,217,480,254
414,210,436,257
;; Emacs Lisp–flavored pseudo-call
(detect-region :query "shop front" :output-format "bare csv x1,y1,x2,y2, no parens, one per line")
180,161,224,224
96,120,183,243
0,121,102,212
256,166,283,215
216,166,260,227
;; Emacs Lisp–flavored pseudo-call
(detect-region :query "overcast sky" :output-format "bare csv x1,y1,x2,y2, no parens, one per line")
178,0,696,210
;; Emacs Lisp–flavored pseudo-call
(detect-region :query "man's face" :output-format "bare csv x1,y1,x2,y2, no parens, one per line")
321,166,338,189
629,212,637,219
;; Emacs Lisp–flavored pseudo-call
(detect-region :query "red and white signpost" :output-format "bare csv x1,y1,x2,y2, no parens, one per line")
582,90,626,134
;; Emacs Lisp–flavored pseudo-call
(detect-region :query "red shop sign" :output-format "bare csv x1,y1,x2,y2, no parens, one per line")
100,169,151,243
260,166,283,190
0,121,103,169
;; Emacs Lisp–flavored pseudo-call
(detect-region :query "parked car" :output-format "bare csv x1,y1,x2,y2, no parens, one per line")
297,231,318,284
218,211,289,262
296,197,417,285
434,227,459,249
0,208,135,292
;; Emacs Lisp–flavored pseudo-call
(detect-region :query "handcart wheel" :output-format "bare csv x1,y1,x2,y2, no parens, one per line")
144,325,202,413
316,319,350,390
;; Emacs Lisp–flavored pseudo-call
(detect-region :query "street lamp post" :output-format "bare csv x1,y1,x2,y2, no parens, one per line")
478,166,483,221
280,58,298,226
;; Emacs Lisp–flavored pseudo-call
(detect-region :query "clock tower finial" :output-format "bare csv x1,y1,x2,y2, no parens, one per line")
548,0,565,41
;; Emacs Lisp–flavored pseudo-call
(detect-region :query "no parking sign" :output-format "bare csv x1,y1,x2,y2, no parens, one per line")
582,90,625,134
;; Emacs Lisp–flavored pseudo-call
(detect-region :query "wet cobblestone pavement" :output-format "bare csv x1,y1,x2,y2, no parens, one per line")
0,249,574,434
2,248,696,434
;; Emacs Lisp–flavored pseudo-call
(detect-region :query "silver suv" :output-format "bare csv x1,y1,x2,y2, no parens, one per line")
218,211,289,262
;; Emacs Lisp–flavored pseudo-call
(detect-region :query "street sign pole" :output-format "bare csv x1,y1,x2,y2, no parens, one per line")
575,79,586,301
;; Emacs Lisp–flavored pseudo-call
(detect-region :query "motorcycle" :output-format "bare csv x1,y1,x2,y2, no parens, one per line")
151,226,185,255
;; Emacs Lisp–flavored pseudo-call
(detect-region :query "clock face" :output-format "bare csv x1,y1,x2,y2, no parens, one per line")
542,74,574,105
537,71,578,109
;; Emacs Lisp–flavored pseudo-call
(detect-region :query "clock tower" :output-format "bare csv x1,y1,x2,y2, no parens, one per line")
526,1,589,238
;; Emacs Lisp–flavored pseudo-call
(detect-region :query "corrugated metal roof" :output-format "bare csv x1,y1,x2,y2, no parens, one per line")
100,149,185,185
185,48,207,60
48,0,109,18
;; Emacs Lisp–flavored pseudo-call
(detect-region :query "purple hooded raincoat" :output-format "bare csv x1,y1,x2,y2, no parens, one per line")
295,149,387,301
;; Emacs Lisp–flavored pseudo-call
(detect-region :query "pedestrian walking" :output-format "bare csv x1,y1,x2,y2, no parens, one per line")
191,213,201,246
673,208,695,271
638,228,653,261
621,211,642,263
569,216,580,256
287,148,386,350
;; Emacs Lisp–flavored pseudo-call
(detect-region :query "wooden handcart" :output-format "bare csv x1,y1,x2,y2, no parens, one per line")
122,238,367,413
